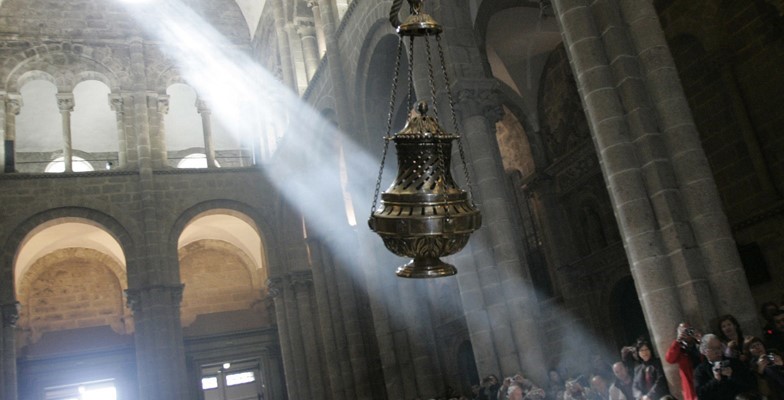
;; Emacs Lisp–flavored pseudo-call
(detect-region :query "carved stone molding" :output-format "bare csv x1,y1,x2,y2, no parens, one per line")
124,284,185,313
108,93,124,113
6,95,22,115
157,95,170,115
195,98,210,115
454,83,503,125
288,270,313,289
1,302,21,328
56,93,75,112
267,277,283,298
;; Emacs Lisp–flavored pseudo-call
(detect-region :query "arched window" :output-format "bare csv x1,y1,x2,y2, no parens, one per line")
45,156,95,173
176,153,220,169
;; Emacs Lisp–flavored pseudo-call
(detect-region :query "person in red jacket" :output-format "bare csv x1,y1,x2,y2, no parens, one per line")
665,322,702,400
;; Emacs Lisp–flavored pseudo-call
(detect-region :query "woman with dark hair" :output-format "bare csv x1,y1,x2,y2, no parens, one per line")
743,336,784,400
717,314,745,360
631,339,670,400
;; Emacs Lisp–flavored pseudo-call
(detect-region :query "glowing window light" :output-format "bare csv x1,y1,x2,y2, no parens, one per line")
201,376,218,390
176,153,220,169
81,386,116,400
225,371,255,386
45,156,95,173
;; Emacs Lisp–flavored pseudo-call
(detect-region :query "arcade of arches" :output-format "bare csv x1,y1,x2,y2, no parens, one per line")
0,0,782,399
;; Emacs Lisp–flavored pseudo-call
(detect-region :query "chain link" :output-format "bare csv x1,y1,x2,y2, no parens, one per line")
437,33,477,207
371,37,406,215
425,35,439,122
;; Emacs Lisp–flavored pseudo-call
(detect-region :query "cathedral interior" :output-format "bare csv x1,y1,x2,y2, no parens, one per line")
0,0,782,399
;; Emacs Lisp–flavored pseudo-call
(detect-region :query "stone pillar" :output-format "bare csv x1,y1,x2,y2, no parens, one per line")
308,1,327,57
56,93,75,172
298,24,321,80
270,0,296,90
267,278,300,400
452,83,548,383
307,238,352,400
617,0,759,332
290,271,326,400
127,36,189,400
149,93,169,169
1,302,20,400
108,93,128,168
3,95,22,173
195,99,216,168
126,286,188,400
286,23,308,93
398,280,444,397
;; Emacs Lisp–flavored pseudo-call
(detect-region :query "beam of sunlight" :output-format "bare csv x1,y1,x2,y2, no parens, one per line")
120,0,381,265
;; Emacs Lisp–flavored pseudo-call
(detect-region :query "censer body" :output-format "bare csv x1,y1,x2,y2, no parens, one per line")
369,103,481,278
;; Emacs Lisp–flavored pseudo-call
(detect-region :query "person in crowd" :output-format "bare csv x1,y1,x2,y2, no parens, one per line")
695,334,756,400
563,379,588,400
621,345,638,373
590,354,614,383
632,339,670,400
717,315,746,360
546,368,566,400
472,384,482,400
515,374,546,400
479,375,501,400
764,309,784,352
665,322,701,400
744,336,784,400
589,375,610,400
760,302,779,336
609,362,633,400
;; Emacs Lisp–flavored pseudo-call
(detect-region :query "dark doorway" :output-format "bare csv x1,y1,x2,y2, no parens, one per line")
611,276,650,346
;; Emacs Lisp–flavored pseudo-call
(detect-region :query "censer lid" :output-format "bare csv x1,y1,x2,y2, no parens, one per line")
395,101,456,140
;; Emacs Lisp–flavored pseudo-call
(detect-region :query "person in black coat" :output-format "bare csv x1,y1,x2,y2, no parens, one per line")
694,334,756,400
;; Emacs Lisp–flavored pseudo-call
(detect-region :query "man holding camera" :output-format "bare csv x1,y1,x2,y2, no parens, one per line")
665,323,701,400
694,334,755,400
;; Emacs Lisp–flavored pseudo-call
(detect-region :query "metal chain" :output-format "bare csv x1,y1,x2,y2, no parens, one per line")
371,37,406,215
437,33,477,207
425,34,439,122
407,35,415,111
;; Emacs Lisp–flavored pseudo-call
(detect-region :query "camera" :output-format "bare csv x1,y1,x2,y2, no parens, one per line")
685,327,696,337
712,360,730,372
764,353,776,362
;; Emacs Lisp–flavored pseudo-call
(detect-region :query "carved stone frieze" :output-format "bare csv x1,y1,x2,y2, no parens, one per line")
56,93,75,112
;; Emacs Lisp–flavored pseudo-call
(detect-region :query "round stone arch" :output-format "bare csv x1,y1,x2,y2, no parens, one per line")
152,64,188,93
167,199,279,279
4,45,121,93
0,207,136,305
16,247,131,341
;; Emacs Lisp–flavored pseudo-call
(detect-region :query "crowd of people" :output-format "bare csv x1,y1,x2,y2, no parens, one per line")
467,300,784,400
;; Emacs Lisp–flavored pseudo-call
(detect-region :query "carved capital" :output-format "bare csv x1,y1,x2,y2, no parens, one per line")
289,270,313,288
195,98,210,115
108,93,124,113
266,277,283,298
56,93,75,112
124,284,185,313
307,1,319,9
157,95,170,115
454,85,502,125
6,95,22,115
2,302,21,327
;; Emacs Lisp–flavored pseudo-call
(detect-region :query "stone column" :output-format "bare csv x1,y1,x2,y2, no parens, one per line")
195,99,216,168
126,286,188,400
398,280,444,397
270,0,296,90
307,238,351,400
3,95,22,173
108,93,128,168
286,23,308,93
290,271,326,400
617,0,759,332
1,302,20,400
298,24,321,80
126,36,189,400
308,1,327,57
56,93,75,172
267,278,301,400
149,93,170,169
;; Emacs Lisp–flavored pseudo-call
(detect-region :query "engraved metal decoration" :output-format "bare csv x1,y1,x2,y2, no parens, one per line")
369,0,481,278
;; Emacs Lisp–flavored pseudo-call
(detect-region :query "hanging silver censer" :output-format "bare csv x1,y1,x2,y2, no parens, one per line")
368,0,481,278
